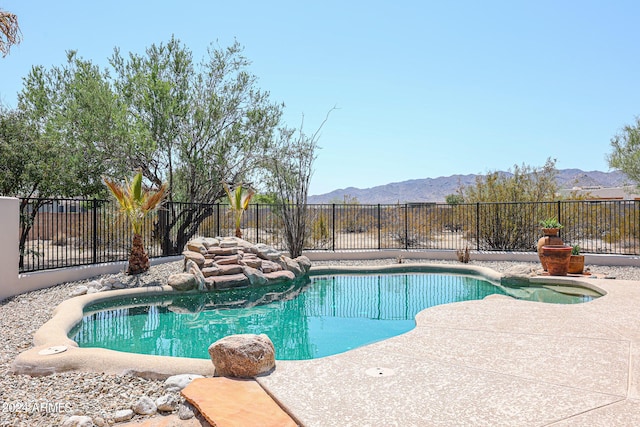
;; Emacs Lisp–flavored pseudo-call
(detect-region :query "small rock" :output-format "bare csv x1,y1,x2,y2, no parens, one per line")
70,285,88,297
178,402,196,420
132,396,157,415
164,374,204,392
113,409,134,422
62,415,94,427
87,287,99,294
111,280,126,289
93,416,108,427
87,280,102,289
156,394,179,412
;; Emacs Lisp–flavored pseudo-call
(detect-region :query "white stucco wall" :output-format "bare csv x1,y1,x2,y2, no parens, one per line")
0,197,19,302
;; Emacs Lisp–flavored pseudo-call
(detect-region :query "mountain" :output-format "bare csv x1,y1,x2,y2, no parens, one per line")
307,169,632,204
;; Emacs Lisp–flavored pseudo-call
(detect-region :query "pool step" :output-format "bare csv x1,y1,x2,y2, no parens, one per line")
181,377,299,427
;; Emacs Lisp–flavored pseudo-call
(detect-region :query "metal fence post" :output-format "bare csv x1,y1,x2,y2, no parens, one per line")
332,204,336,251
255,203,259,243
216,203,221,237
405,204,409,250
377,204,381,250
92,198,98,264
476,202,480,251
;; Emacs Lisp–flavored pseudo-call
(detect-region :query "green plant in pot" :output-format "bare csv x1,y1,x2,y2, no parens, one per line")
568,244,585,274
539,217,563,235
537,217,564,270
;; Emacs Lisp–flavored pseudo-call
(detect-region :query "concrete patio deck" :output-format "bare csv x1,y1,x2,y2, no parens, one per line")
257,275,640,426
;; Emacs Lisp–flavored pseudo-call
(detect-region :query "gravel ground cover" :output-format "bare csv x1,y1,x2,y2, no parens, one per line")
1,258,638,426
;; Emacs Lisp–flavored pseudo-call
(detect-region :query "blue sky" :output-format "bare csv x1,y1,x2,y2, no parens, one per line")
2,1,639,196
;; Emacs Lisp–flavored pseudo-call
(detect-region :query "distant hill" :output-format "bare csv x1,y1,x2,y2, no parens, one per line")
308,169,633,204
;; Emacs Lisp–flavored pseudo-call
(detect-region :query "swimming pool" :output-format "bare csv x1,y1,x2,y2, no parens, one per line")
71,272,597,360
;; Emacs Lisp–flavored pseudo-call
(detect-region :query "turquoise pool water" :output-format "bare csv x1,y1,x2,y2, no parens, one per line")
71,273,596,360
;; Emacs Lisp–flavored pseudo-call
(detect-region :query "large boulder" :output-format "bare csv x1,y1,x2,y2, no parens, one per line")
295,255,312,274
208,334,275,378
264,270,295,283
186,259,207,291
243,266,269,287
281,257,303,276
206,273,250,290
167,273,198,291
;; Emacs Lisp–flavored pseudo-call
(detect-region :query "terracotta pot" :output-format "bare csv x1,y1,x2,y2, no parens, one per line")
568,254,585,274
537,228,563,271
542,245,572,276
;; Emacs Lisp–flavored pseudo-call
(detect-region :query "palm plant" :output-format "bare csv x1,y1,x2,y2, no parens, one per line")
103,171,168,275
223,182,255,238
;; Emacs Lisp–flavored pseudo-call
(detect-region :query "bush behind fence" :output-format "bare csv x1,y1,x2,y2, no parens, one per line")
19,198,640,273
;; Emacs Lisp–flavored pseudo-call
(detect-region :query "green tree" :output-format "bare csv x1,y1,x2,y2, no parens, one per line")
19,51,129,194
460,158,559,203
457,158,560,250
445,193,464,205
607,116,640,185
111,37,283,253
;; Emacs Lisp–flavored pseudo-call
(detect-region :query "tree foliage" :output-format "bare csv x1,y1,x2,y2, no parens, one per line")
110,37,284,252
459,158,559,203
608,116,640,185
11,36,316,257
0,9,21,57
456,158,560,250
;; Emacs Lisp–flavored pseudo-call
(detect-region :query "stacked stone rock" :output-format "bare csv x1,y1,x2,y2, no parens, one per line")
169,236,311,291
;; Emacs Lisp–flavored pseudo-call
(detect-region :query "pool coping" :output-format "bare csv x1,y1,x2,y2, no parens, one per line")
11,262,605,377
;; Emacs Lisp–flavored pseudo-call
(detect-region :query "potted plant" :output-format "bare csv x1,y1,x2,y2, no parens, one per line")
568,244,585,274
537,217,564,270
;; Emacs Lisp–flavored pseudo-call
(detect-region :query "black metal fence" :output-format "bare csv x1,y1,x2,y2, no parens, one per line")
18,198,640,273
